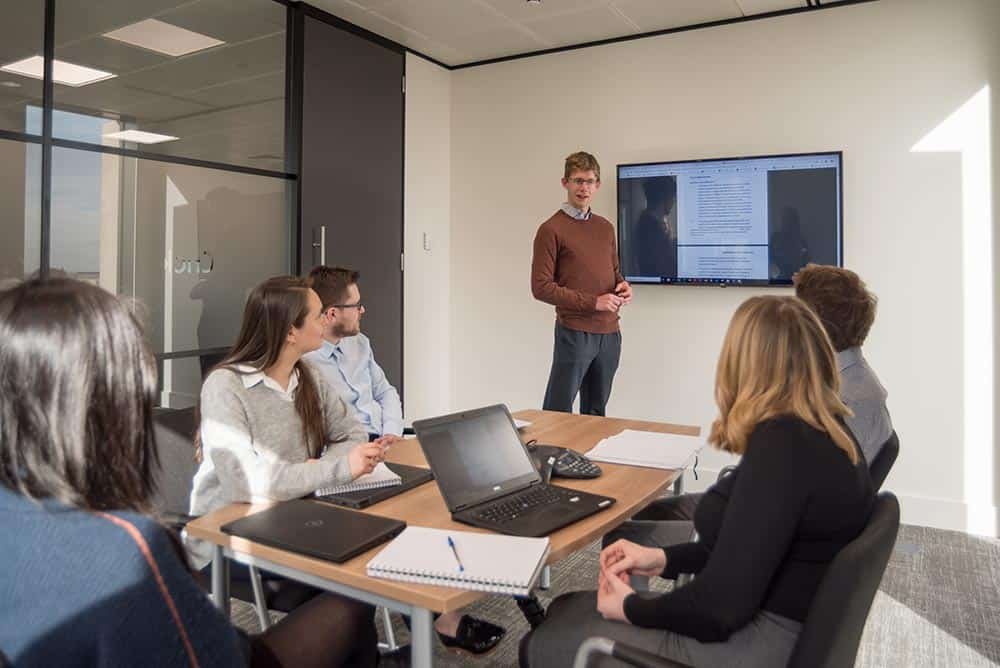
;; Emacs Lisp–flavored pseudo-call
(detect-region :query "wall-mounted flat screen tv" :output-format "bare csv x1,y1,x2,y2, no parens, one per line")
618,151,842,286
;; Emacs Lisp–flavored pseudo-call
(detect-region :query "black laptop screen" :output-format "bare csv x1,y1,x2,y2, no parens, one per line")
416,406,539,511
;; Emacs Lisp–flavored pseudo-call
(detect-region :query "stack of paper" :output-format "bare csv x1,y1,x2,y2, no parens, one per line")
585,429,703,470
316,462,402,496
367,526,550,596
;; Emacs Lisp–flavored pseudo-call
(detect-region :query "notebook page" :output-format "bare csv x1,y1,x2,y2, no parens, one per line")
316,462,402,496
586,429,703,470
367,526,549,590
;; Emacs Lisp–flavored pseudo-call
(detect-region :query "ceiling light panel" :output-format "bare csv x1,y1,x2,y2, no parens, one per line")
0,56,116,87
104,129,179,144
103,19,225,57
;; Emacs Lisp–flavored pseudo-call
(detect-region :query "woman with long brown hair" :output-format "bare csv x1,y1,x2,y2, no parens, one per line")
188,276,384,548
521,296,875,668
0,276,378,667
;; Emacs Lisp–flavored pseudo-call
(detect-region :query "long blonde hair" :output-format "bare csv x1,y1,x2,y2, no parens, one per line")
708,296,859,464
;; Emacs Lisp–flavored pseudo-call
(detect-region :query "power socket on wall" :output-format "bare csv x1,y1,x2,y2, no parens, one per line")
423,232,431,251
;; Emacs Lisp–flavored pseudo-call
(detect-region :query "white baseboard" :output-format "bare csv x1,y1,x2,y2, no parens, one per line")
676,467,998,538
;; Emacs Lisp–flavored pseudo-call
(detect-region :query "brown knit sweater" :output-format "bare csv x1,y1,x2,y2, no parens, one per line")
531,209,624,334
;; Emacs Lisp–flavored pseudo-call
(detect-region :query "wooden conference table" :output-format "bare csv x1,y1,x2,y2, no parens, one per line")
185,409,700,667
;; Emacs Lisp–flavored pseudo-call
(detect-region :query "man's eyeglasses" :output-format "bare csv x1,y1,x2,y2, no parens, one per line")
333,302,364,310
567,177,599,187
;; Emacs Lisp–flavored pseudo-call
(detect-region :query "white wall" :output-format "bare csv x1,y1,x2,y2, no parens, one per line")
403,53,452,424
438,0,1000,535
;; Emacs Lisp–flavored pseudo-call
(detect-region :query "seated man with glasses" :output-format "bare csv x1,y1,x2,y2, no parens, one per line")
304,265,507,656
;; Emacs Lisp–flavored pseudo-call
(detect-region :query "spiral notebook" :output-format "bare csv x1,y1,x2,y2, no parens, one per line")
316,462,402,496
367,526,550,596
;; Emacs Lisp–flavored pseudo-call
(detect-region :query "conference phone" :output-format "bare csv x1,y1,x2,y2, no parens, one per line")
527,443,602,479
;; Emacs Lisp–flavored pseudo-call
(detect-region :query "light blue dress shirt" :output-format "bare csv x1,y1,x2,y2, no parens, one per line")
561,202,592,220
305,334,404,437
837,346,893,464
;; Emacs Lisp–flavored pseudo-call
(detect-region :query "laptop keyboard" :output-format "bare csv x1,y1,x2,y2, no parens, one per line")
474,485,576,524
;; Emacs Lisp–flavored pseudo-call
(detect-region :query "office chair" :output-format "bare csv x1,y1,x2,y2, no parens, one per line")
151,407,400,648
570,492,900,668
868,431,899,492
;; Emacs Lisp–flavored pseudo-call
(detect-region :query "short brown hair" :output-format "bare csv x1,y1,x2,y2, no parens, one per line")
564,151,601,181
793,264,877,352
307,265,359,310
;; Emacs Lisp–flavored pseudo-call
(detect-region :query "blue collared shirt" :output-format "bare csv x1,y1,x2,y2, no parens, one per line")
561,202,592,220
837,346,893,464
304,335,403,436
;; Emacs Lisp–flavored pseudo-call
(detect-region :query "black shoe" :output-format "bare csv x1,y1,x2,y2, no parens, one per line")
437,615,506,655
515,593,547,629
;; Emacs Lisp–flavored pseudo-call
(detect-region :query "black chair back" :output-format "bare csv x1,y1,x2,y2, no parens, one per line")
787,492,900,668
868,431,899,492
150,407,199,520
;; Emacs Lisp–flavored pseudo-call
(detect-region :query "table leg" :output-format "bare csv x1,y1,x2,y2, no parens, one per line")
673,472,684,496
211,545,231,617
411,606,434,668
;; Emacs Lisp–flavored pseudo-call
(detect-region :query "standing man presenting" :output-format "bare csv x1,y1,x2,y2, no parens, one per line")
532,151,632,416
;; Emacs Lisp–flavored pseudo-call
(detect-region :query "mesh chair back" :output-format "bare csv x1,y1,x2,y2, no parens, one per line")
787,492,900,668
868,431,899,492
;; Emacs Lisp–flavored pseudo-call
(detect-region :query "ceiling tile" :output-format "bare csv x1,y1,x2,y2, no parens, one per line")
436,26,549,62
114,33,284,97
521,6,639,47
372,0,515,44
157,0,286,44
481,0,610,23
54,0,175,45
57,37,169,75
733,0,807,15
0,7,45,66
183,70,285,108
307,0,381,27
611,0,741,32
54,81,211,123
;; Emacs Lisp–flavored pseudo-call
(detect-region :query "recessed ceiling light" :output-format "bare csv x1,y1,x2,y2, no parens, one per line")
104,129,179,144
0,81,21,88
103,19,225,57
0,56,116,87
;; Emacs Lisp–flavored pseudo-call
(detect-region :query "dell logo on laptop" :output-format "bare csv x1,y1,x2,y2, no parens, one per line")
305,519,324,528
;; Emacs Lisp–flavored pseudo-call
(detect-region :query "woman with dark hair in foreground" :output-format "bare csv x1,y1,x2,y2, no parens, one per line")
0,277,376,667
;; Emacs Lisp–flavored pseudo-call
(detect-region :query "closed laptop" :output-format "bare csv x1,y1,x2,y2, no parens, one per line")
222,500,406,563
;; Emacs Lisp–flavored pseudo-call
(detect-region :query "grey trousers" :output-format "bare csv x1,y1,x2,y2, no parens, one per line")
543,323,622,416
520,591,801,668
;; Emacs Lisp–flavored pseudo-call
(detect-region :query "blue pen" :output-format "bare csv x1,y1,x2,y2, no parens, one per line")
447,536,465,572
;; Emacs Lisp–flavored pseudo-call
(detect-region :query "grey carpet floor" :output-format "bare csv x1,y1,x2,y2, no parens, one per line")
231,524,1000,667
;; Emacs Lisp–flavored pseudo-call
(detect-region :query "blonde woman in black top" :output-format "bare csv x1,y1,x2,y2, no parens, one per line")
521,296,874,668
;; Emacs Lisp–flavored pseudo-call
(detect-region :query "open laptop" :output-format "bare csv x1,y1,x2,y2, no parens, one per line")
413,404,616,537
221,500,406,563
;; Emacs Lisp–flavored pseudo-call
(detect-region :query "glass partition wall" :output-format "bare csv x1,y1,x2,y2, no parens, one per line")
1,0,295,407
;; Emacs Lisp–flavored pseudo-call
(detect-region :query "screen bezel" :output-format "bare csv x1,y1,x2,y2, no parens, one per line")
412,404,541,512
616,150,844,287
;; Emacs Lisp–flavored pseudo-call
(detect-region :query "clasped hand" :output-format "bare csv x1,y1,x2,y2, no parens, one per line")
348,439,390,478
596,539,667,623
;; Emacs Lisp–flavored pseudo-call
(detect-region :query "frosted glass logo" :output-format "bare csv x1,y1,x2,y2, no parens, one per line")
172,250,214,274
